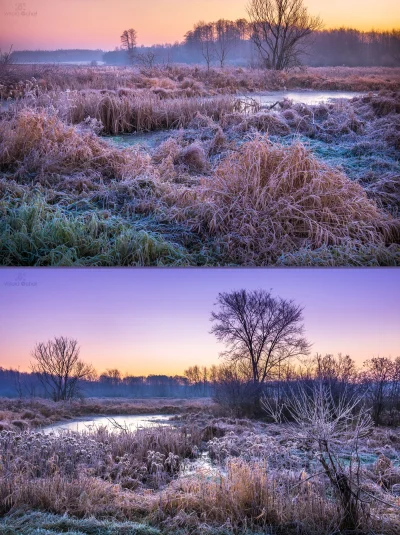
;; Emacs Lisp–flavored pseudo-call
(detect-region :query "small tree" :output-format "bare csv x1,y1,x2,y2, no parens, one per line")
211,289,310,403
190,22,216,71
120,28,137,64
30,336,94,401
247,0,323,70
362,356,396,424
136,49,157,69
263,382,373,531
0,45,14,66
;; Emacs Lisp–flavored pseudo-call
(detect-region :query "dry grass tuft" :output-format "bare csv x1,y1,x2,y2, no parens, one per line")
170,136,400,264
160,458,339,533
176,143,208,174
0,109,153,180
63,91,236,135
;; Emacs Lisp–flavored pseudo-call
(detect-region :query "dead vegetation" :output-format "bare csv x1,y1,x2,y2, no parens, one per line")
1,65,399,100
168,137,399,264
0,67,399,266
0,407,399,535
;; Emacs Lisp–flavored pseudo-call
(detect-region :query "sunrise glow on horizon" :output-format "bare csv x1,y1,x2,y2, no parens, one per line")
0,0,399,51
1,269,399,377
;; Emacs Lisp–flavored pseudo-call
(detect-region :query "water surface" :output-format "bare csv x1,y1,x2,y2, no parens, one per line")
44,413,173,434
244,90,365,107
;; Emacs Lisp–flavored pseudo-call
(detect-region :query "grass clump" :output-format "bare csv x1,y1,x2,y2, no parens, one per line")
0,194,189,266
0,510,160,535
0,109,152,179
171,136,400,264
56,91,236,135
159,458,340,534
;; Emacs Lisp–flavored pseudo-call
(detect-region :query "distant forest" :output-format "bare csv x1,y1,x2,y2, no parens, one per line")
11,28,400,67
0,367,213,399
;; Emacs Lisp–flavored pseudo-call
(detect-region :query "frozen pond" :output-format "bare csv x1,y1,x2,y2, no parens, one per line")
43,414,173,434
243,90,365,107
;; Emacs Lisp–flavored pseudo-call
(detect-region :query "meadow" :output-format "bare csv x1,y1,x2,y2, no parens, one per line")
0,397,399,535
0,64,399,266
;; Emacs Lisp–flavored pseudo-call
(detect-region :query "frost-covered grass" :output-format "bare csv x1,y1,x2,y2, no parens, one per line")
1,65,399,99
0,413,399,535
0,72,399,266
0,511,160,535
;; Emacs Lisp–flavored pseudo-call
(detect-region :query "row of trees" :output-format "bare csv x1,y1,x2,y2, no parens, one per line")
121,0,323,70
3,351,399,425
114,26,400,69
11,27,399,68
6,361,215,400
215,353,400,424
115,0,399,69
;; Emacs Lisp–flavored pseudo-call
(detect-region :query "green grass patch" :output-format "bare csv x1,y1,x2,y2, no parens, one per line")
0,194,192,266
0,511,160,535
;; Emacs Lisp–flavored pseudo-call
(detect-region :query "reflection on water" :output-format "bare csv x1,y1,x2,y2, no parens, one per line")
43,414,173,434
244,90,365,106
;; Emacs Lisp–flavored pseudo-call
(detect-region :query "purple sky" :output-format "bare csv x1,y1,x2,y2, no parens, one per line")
1,269,399,375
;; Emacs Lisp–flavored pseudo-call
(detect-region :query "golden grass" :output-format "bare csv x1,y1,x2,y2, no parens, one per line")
0,108,153,179
54,91,236,135
169,136,400,264
0,415,399,534
159,458,341,532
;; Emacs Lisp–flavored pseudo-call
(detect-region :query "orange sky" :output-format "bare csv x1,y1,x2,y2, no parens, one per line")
0,0,399,50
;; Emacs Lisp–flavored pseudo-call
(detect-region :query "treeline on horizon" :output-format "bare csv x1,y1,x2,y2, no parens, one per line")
10,27,400,68
0,365,213,399
1,354,400,426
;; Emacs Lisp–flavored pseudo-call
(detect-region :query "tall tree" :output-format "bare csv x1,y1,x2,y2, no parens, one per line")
211,289,310,388
31,336,94,401
120,28,138,64
247,0,323,69
213,19,239,67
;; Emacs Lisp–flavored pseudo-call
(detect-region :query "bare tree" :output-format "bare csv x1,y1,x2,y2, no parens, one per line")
30,336,94,401
191,22,216,71
136,49,157,69
263,382,373,531
213,19,239,68
247,0,323,70
0,45,14,66
100,368,122,386
235,18,249,41
362,356,396,425
210,289,310,391
120,28,138,65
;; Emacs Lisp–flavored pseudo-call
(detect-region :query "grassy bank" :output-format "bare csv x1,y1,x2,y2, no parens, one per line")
0,409,399,535
0,397,215,431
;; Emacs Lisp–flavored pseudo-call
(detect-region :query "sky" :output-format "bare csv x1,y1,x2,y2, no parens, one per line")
0,0,399,50
0,268,399,376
